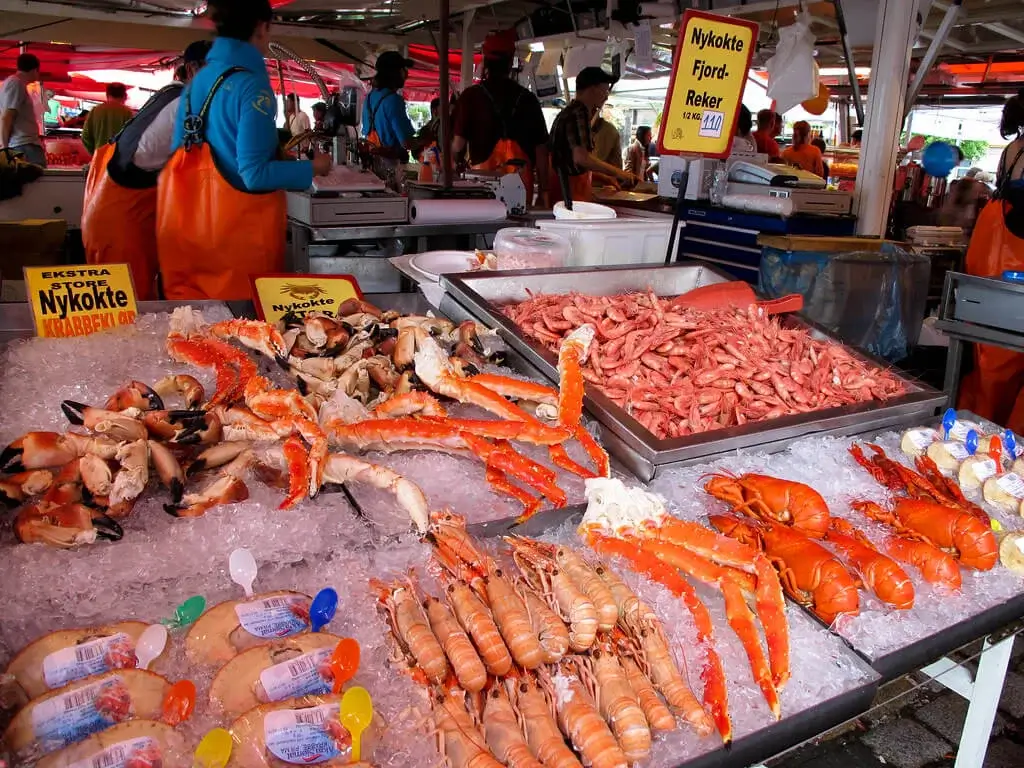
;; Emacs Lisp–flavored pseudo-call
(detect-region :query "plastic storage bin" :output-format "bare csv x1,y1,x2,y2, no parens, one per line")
758,235,930,362
537,218,674,267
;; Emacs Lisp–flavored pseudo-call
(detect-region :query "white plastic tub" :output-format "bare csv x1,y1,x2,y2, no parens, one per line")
537,217,675,266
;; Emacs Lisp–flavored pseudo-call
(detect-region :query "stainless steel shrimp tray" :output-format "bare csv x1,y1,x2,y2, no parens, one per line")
439,263,947,481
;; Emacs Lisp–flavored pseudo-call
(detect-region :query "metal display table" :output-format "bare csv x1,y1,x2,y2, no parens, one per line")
935,271,1024,405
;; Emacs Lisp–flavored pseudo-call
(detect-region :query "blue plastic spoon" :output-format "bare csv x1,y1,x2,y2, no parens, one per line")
310,587,338,633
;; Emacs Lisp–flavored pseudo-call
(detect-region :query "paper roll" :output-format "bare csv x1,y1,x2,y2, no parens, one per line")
409,198,508,224
721,194,795,218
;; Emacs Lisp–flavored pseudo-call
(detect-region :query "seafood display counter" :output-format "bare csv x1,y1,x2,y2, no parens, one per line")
1,288,1020,768
439,263,947,480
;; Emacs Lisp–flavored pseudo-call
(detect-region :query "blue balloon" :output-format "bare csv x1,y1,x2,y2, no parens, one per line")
922,141,959,177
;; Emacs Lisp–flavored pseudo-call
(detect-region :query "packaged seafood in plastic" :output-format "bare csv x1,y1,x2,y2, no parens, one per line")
2,669,171,760
5,622,154,699
36,720,188,768
227,695,376,767
186,591,312,665
210,633,344,718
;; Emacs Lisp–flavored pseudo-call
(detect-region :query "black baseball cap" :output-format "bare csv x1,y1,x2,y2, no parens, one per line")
376,50,414,72
575,66,617,91
183,40,212,65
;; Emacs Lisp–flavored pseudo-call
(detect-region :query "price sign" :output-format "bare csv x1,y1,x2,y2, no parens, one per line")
251,273,363,324
25,264,138,338
657,9,758,158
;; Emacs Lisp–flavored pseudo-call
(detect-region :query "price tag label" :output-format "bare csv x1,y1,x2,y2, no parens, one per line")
251,274,363,325
698,110,725,138
24,264,138,338
657,10,758,158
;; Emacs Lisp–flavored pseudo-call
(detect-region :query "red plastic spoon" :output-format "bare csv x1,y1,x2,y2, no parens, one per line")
162,679,196,726
328,638,361,694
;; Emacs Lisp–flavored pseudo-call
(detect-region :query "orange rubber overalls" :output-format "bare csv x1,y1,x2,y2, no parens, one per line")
82,84,183,300
471,88,534,201
958,151,1024,432
155,68,286,300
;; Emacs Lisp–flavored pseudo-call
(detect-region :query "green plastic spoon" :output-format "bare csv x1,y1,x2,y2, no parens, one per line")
340,686,373,763
193,727,232,768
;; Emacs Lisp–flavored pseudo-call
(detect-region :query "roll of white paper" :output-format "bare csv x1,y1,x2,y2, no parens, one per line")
408,198,508,224
721,194,795,217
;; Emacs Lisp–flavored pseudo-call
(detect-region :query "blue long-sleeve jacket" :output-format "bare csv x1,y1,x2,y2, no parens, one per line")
172,37,312,192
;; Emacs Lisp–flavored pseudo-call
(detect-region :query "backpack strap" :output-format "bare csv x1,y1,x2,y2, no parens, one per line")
183,66,247,150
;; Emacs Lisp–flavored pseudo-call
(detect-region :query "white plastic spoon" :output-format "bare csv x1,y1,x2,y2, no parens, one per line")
135,624,168,670
229,548,258,597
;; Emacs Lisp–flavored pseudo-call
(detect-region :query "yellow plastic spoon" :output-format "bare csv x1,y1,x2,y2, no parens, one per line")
193,727,232,768
339,686,373,763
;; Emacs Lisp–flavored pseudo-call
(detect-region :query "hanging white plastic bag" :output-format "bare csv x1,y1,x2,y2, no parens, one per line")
765,10,819,113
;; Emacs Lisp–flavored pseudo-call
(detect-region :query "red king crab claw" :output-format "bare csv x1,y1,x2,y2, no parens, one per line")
15,501,124,548
208,319,290,367
61,401,149,442
104,380,165,412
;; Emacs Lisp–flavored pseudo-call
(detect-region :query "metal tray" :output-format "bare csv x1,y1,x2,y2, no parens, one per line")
440,263,947,481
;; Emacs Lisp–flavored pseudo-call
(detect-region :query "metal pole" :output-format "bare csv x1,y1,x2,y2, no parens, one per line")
853,0,918,236
831,0,865,125
460,9,475,90
905,0,962,117
439,0,453,188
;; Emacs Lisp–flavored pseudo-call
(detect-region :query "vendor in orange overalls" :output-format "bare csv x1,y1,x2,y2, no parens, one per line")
81,40,210,300
547,67,638,204
959,89,1024,432
155,0,332,300
452,30,550,207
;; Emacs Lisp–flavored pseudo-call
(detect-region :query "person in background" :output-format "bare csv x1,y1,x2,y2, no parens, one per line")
157,0,331,300
174,64,188,83
82,83,133,155
940,166,989,233
958,89,1024,431
82,40,211,301
416,97,440,181
548,67,637,203
752,109,780,159
285,93,311,147
590,112,623,189
0,53,45,167
363,50,433,165
65,110,88,129
782,120,825,176
625,125,651,181
43,90,60,127
851,129,863,147
312,101,327,132
452,30,550,207
811,136,829,178
732,105,755,153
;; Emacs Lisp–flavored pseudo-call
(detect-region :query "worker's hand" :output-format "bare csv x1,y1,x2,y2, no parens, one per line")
619,171,640,189
312,153,333,177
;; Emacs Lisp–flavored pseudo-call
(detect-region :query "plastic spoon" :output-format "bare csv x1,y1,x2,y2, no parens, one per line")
310,587,338,633
162,595,206,629
229,548,258,597
135,624,168,670
340,686,373,763
162,679,196,726
942,408,956,440
966,429,979,456
193,727,233,768
1005,430,1018,459
329,638,361,694
990,435,1004,473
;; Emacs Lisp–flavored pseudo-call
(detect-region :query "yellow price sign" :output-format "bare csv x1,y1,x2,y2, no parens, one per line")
657,10,758,159
251,273,363,325
24,264,138,338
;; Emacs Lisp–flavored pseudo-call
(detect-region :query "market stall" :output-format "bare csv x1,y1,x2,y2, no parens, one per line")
1,272,1021,768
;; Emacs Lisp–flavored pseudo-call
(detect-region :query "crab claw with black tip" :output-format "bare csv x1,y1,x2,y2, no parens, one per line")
61,402,148,442
104,380,165,412
165,474,249,518
14,501,123,548
148,440,184,504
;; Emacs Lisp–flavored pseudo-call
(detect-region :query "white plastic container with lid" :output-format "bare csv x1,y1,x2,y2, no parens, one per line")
552,201,617,220
492,228,571,270
537,216,675,267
